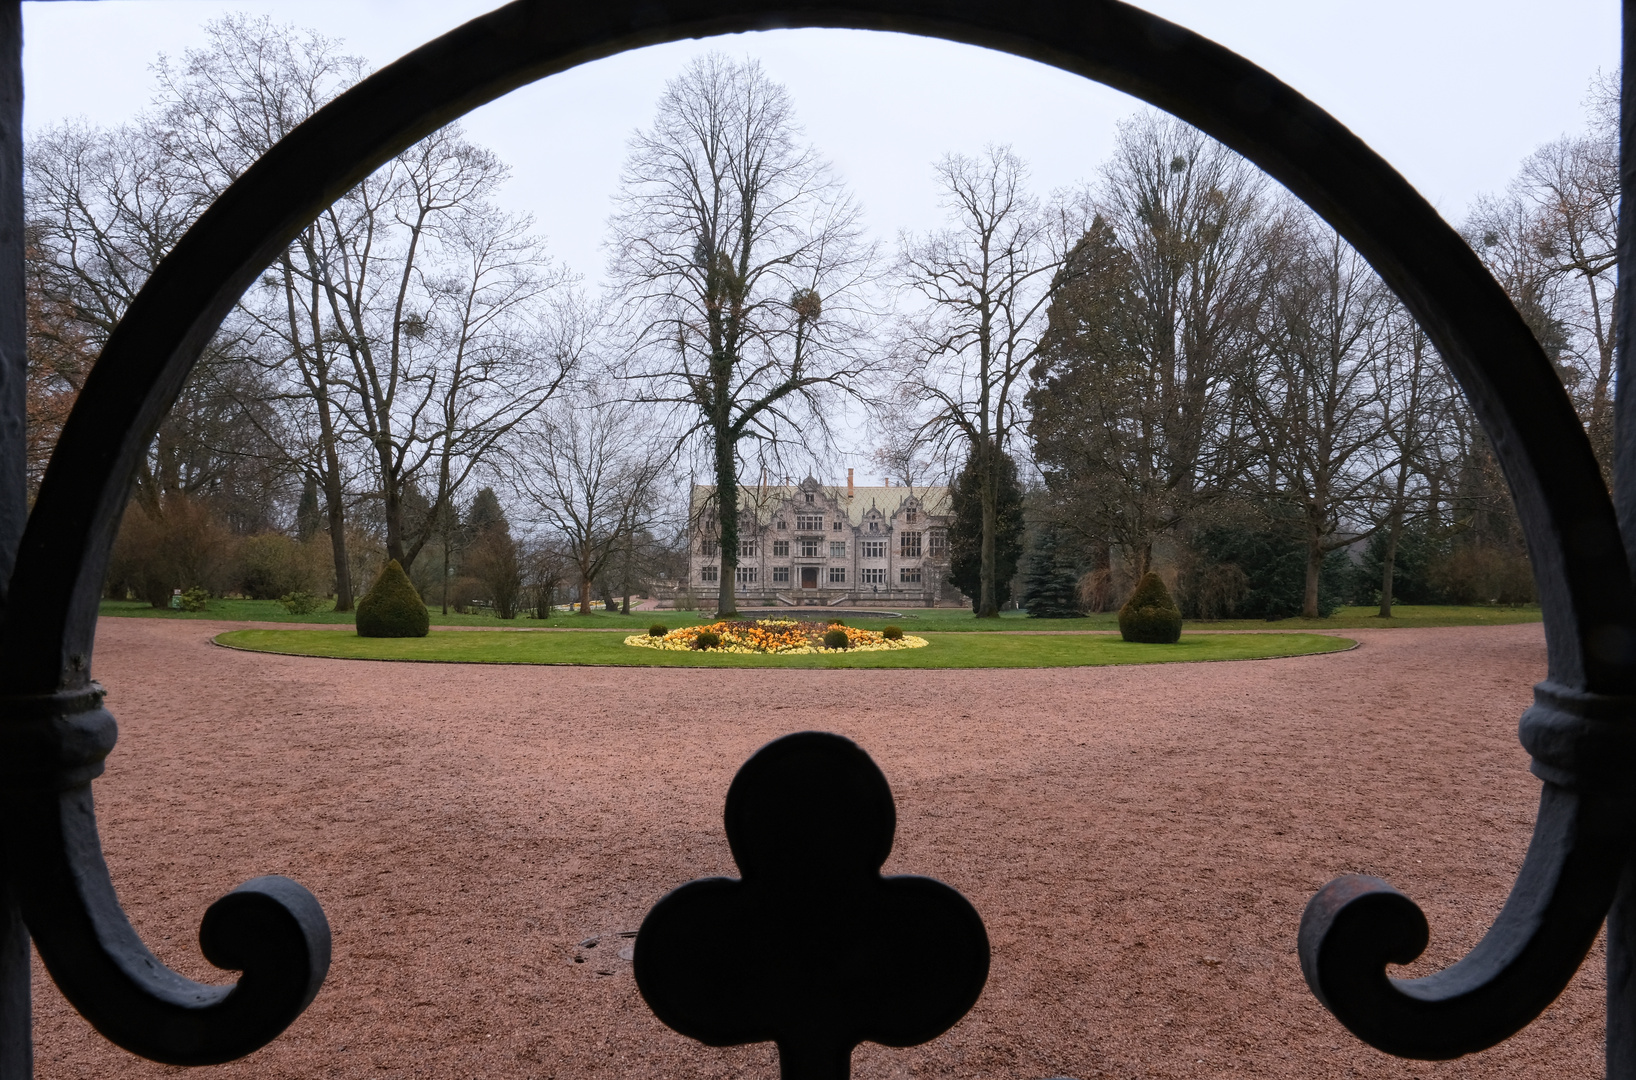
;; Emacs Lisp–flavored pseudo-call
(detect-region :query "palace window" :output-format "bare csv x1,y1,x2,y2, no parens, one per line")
800,538,820,557
701,539,718,556
900,566,922,583
928,529,947,556
701,565,719,582
832,519,842,531
905,508,918,523
862,540,885,559
739,538,756,558
805,492,814,504
862,567,885,585
830,541,846,558
796,514,823,531
736,565,758,585
829,567,846,584
773,566,790,584
869,520,879,532
773,540,789,557
900,531,922,557
776,519,787,530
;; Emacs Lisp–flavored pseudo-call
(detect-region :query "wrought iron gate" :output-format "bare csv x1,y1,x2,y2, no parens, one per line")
4,1,1636,1076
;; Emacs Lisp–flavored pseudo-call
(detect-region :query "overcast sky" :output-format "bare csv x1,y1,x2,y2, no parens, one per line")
20,0,1621,289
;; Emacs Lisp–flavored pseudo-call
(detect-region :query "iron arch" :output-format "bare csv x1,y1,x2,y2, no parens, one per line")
6,0,1632,1065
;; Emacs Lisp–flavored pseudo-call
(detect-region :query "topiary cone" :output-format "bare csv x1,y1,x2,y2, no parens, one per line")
1118,572,1182,644
356,559,430,638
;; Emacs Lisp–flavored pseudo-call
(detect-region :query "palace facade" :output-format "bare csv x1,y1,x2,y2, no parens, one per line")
686,474,963,608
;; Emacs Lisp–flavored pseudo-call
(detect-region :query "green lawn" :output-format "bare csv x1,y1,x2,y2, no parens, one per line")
105,598,1538,632
215,628,1354,669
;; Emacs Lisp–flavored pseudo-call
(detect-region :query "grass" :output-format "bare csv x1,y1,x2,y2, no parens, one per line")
106,597,1540,632
215,628,1354,669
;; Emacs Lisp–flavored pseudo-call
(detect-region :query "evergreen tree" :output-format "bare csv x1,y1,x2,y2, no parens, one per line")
948,445,1024,613
295,474,323,543
464,486,509,539
1021,523,1083,617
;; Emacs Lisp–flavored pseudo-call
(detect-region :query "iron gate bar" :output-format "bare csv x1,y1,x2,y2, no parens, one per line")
1,0,1633,1075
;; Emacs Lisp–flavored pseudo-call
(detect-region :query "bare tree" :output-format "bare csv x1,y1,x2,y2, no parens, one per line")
1467,73,1617,473
1243,217,1393,618
891,146,1072,617
513,387,669,615
1369,308,1458,616
307,125,577,575
608,53,877,616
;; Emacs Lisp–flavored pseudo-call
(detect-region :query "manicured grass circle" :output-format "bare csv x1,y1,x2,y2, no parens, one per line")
215,628,1355,669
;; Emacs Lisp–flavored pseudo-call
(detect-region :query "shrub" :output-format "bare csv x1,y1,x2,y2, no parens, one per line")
648,623,668,637
692,630,722,650
882,625,904,640
1119,572,1182,644
356,559,430,638
279,591,325,615
239,533,331,600
828,618,845,626
106,495,237,607
179,586,212,612
823,627,850,650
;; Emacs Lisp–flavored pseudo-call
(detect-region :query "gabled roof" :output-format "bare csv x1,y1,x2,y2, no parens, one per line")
691,483,951,527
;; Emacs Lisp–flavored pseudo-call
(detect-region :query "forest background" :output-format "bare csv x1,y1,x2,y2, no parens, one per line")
21,15,1617,621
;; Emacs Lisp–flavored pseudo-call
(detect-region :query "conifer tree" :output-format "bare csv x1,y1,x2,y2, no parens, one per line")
1022,523,1082,617
948,444,1024,612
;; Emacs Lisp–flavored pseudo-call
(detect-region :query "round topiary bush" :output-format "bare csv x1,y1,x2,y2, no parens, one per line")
1118,572,1182,644
827,618,845,627
882,625,904,640
823,627,850,650
648,623,668,637
356,559,430,638
692,630,722,650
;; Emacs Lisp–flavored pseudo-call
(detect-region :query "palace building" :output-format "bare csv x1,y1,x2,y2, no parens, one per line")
687,472,963,608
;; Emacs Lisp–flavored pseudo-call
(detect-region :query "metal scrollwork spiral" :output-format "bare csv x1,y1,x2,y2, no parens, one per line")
0,686,330,1065
6,0,1631,1072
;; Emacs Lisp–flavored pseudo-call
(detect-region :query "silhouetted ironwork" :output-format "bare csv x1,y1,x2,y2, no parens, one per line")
1,0,1633,1077
636,732,989,1080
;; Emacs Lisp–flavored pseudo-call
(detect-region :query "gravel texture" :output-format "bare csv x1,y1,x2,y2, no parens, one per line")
29,618,1599,1079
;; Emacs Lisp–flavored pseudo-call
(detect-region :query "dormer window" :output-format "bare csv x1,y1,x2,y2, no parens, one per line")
776,519,787,530
832,520,842,531
905,508,918,523
805,493,814,504
870,521,879,533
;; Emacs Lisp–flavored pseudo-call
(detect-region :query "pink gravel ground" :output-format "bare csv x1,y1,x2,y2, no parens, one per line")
29,618,1599,1079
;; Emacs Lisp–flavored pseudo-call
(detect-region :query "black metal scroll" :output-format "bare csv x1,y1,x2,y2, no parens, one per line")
1,0,1631,1075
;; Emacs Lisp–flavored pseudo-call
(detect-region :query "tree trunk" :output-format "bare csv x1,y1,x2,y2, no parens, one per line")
1303,535,1323,619
441,534,451,615
977,443,999,618
1088,543,1112,612
382,457,408,570
579,567,593,615
322,464,353,611
1379,510,1403,618
714,431,739,617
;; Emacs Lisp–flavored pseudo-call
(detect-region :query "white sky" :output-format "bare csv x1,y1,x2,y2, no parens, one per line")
17,1,1622,480
21,0,1620,286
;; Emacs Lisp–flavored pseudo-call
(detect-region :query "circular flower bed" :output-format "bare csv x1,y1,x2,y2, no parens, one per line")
625,618,930,654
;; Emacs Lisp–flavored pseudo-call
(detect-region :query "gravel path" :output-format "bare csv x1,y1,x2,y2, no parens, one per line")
30,618,1598,1079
